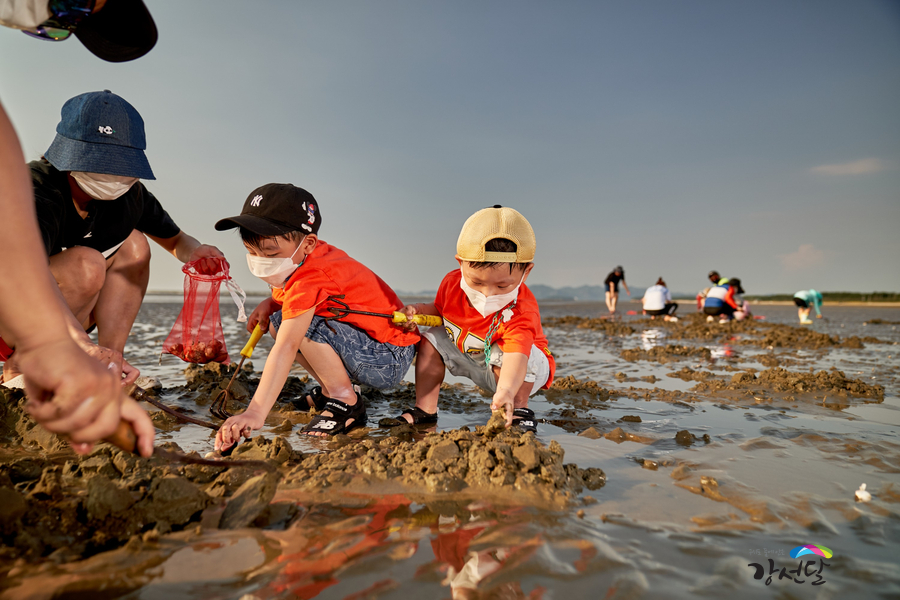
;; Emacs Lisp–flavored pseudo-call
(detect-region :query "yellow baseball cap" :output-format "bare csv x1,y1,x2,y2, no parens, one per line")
457,205,536,263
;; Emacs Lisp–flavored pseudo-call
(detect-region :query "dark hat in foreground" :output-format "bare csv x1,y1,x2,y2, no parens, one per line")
45,90,154,179
75,0,157,62
729,278,745,294
216,184,322,236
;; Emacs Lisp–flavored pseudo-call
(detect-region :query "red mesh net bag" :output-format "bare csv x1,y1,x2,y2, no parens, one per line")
163,258,232,364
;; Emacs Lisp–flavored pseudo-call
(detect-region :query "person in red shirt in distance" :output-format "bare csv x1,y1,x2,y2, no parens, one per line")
393,206,555,433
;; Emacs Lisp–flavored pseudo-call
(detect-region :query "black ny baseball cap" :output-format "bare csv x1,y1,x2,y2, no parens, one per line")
215,183,322,236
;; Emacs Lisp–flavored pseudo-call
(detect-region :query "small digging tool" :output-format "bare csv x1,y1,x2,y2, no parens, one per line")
210,324,265,420
323,295,443,330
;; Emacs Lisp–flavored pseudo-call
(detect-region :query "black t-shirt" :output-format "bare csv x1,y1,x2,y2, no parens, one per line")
604,271,624,290
30,159,180,257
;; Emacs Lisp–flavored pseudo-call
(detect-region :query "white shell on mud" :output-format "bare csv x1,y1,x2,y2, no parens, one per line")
855,483,872,502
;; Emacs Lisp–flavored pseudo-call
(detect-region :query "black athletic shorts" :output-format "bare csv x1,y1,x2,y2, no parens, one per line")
646,303,678,316
793,297,809,308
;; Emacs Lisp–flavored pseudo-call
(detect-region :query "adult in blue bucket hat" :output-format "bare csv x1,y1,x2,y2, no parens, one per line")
0,1,160,457
1,90,225,412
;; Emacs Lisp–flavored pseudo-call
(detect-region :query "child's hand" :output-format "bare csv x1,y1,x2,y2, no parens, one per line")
491,390,515,427
248,298,278,333
397,304,420,332
215,407,265,452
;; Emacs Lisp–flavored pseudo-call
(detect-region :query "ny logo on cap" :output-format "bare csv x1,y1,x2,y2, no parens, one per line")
250,195,262,207
98,126,115,135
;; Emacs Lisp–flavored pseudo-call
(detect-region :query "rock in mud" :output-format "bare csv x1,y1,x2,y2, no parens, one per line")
0,487,27,533
137,475,210,526
85,475,136,521
232,435,295,464
220,472,279,529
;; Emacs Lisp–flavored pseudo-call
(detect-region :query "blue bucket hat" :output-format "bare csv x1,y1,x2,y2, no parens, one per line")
45,90,155,180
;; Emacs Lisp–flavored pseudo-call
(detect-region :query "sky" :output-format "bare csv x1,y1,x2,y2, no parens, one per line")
1,0,898,296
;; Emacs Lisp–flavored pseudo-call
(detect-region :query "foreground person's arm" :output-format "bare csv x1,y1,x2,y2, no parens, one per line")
0,101,153,454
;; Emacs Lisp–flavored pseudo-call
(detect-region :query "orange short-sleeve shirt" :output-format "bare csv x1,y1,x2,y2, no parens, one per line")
271,240,419,347
433,269,555,388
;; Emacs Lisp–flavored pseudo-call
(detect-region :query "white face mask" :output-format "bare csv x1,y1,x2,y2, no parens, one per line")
71,172,139,200
247,242,304,288
459,271,524,318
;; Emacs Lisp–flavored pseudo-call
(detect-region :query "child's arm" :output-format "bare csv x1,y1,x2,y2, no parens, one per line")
215,309,314,451
491,352,528,427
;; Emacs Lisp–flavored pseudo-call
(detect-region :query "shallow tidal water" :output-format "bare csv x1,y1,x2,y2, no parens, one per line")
2,299,899,599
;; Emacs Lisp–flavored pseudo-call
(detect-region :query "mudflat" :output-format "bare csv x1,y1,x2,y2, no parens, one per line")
0,303,898,598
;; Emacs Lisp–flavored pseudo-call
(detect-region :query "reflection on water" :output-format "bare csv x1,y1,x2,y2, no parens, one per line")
640,329,666,351
3,301,900,598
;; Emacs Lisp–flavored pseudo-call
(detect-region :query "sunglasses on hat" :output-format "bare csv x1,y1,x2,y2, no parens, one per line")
22,0,96,42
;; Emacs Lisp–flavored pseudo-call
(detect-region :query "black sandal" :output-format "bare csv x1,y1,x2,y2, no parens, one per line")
302,392,368,436
381,406,437,427
291,386,329,412
511,408,537,433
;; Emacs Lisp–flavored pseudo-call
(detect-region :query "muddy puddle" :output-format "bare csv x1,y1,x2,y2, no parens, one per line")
1,300,899,598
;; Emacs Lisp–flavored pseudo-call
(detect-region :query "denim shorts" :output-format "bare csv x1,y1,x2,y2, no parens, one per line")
420,326,550,395
270,311,415,389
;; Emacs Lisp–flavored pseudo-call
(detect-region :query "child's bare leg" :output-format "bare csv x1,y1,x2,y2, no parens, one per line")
294,337,358,437
400,340,444,424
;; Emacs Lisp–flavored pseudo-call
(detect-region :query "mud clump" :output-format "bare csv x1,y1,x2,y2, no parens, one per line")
675,430,711,447
593,312,887,350
178,362,311,410
621,345,712,364
692,368,884,400
0,434,283,565
543,316,635,336
667,367,715,382
282,411,605,506
548,376,612,400
754,368,884,398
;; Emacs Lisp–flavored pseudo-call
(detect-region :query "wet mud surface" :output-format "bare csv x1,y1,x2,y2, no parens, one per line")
1,301,899,598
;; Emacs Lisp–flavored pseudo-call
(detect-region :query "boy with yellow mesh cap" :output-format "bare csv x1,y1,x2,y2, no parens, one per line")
391,205,555,432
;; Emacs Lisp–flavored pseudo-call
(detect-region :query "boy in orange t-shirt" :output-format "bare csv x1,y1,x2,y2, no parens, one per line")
392,206,554,433
213,183,419,447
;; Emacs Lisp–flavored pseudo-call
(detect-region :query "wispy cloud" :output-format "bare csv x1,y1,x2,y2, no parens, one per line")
810,158,888,176
779,244,826,272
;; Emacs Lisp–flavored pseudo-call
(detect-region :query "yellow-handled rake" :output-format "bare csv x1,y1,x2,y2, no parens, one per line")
210,324,265,420
323,295,442,330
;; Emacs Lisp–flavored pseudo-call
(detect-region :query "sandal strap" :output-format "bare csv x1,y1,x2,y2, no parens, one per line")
511,408,537,432
305,393,367,434
292,386,329,412
400,406,437,424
